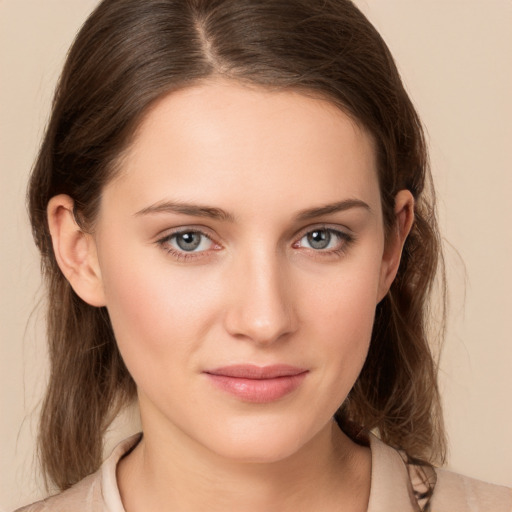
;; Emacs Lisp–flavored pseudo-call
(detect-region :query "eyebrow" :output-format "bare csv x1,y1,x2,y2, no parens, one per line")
134,201,235,222
134,198,371,222
295,199,372,220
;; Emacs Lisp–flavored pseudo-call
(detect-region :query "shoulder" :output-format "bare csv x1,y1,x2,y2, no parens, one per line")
13,433,141,512
366,432,511,512
13,472,103,512
431,468,512,512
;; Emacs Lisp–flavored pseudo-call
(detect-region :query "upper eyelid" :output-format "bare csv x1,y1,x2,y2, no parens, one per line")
155,229,218,255
156,225,217,242
156,229,219,259
294,223,352,239
295,227,351,245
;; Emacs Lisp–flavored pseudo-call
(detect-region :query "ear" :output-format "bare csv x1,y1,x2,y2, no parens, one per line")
377,189,415,302
47,194,106,307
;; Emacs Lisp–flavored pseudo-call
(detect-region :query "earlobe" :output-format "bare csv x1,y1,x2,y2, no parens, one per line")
47,194,106,307
377,190,415,302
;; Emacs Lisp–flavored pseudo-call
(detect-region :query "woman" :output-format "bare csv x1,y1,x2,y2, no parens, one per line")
16,0,511,511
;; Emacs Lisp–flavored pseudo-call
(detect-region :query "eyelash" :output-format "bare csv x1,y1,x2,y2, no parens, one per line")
156,226,355,262
293,227,354,257
157,228,219,262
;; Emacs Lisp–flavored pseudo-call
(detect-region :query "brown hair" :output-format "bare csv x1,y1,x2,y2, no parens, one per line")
29,0,446,491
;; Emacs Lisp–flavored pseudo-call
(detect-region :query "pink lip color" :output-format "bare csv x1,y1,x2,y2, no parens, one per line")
204,364,308,403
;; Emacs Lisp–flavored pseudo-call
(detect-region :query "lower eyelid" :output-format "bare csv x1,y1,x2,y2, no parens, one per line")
156,229,222,260
295,228,353,249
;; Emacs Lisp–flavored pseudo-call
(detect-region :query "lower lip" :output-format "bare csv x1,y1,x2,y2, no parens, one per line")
205,372,308,403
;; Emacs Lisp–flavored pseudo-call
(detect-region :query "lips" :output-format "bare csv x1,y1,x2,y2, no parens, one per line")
204,364,308,403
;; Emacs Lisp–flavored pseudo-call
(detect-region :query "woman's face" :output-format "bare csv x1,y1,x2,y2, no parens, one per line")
91,80,398,462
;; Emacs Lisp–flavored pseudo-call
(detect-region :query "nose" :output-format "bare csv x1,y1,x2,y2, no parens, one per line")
223,249,298,346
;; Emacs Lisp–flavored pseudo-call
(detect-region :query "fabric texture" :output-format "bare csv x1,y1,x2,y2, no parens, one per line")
15,433,512,512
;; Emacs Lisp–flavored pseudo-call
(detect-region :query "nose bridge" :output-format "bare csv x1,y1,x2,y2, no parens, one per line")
224,244,296,344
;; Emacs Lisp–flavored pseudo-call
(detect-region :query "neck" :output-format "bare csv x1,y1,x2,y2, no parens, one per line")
117,419,371,512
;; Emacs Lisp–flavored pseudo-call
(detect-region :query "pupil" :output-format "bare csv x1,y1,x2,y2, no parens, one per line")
177,232,201,251
307,230,330,249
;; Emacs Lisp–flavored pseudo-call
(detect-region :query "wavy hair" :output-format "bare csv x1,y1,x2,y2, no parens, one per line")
28,0,446,490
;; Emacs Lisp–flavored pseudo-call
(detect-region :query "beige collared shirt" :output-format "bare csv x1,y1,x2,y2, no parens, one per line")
16,434,512,512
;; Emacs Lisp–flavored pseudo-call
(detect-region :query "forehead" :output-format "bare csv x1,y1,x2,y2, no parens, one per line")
104,80,380,219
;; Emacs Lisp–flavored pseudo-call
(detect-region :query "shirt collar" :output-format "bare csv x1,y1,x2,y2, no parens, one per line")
367,433,420,512
101,432,420,512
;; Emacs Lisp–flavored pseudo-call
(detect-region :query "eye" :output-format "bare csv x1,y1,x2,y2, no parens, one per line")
294,227,353,253
157,229,219,258
303,229,335,250
171,231,211,252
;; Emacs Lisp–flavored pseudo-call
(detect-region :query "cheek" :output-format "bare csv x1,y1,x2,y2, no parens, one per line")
98,246,221,379
303,252,381,335
325,291,375,372
301,255,382,390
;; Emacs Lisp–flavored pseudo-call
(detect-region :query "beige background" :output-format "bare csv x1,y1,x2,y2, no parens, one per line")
1,0,511,509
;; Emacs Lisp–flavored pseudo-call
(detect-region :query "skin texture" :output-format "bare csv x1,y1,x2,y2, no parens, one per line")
48,80,414,512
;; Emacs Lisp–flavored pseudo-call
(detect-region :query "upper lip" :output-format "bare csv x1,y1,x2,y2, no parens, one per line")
205,364,308,379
